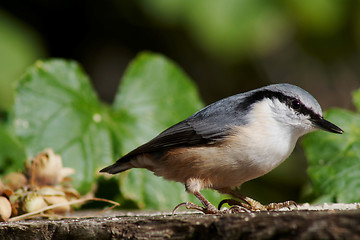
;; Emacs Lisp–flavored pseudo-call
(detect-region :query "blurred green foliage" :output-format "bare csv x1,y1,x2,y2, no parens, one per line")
0,124,26,175
139,0,289,60
138,0,351,61
303,89,360,203
0,9,44,111
288,0,347,36
0,9,44,175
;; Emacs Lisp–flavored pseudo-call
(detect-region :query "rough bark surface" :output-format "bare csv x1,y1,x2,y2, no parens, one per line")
1,210,360,240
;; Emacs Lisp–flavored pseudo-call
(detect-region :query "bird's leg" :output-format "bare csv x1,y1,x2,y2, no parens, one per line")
172,191,220,214
173,178,221,214
217,188,297,211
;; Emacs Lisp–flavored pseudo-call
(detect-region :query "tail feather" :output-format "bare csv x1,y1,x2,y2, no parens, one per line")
99,161,132,174
100,153,155,174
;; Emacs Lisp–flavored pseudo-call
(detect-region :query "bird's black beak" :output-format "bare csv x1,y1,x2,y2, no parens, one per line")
312,117,344,134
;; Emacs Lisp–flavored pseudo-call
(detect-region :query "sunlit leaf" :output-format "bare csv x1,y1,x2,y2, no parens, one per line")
303,105,360,203
13,60,113,193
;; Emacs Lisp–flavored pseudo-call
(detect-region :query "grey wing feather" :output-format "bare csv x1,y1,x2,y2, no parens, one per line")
99,119,222,174
116,93,249,162
102,95,246,171
118,118,227,162
100,93,249,174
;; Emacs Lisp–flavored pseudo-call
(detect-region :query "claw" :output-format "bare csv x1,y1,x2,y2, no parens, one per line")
266,200,297,210
172,202,219,214
228,205,252,213
218,199,250,210
218,199,252,213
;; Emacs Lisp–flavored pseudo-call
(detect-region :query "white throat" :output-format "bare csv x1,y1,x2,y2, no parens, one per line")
231,99,312,178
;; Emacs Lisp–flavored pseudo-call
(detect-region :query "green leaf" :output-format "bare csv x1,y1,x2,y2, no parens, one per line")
0,123,26,174
303,107,360,203
13,60,113,193
111,52,223,209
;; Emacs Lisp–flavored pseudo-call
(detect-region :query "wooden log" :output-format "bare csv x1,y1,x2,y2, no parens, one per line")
1,210,360,239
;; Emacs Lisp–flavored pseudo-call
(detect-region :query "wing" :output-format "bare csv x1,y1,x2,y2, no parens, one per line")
100,116,229,174
118,93,250,162
119,119,227,162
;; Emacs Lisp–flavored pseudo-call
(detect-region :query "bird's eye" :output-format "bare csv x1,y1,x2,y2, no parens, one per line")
291,100,301,110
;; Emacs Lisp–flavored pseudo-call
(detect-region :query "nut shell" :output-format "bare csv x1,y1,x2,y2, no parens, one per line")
26,149,70,186
3,172,27,191
22,192,47,213
0,196,12,221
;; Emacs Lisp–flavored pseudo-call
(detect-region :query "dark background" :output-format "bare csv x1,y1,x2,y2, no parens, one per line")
1,0,359,204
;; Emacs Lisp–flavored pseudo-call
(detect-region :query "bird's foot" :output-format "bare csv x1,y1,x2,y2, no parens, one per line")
218,198,297,211
224,205,252,213
265,200,297,210
218,199,252,212
172,201,220,214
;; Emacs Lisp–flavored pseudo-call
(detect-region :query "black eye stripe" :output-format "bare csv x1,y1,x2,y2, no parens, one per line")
241,89,321,119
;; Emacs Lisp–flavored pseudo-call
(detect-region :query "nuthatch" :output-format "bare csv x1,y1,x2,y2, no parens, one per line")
100,83,343,213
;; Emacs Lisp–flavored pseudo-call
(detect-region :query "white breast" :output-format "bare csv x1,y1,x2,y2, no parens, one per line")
217,99,304,186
